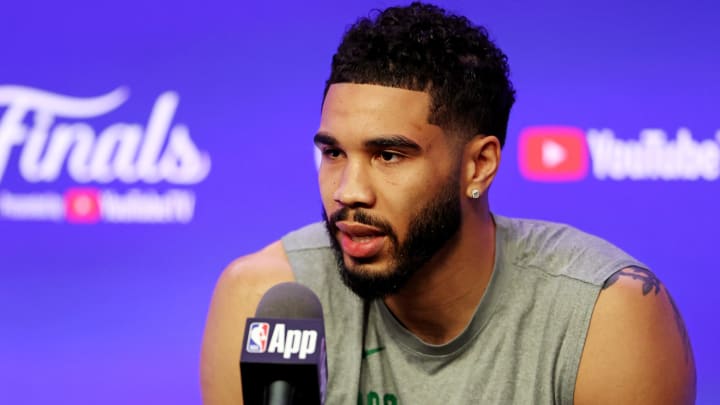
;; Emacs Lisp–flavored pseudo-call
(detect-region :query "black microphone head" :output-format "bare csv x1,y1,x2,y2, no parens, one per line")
243,281,327,404
254,282,323,319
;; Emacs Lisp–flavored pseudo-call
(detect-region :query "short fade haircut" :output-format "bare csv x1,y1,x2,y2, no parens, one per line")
325,2,516,147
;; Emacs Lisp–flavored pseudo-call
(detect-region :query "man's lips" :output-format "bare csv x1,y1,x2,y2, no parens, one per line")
335,221,387,259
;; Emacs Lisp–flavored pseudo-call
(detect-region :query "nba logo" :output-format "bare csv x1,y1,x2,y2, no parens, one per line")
246,322,270,353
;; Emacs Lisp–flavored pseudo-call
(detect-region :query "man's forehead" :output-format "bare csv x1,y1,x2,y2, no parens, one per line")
320,83,437,140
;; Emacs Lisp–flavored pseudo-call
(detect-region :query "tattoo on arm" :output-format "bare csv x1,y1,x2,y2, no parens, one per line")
666,289,693,364
602,266,692,363
602,266,661,295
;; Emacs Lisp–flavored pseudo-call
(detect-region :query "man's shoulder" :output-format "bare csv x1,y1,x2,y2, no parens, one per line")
495,215,645,285
281,222,345,291
282,221,332,252
222,240,296,289
223,221,330,284
200,240,295,404
497,214,610,248
575,267,696,404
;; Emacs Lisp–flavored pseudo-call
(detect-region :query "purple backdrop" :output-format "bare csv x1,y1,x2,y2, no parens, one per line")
1,0,718,403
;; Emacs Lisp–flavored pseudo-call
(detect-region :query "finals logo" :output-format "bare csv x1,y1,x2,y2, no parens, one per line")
0,85,211,224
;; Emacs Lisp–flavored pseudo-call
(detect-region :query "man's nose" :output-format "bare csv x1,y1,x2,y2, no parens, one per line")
333,159,375,208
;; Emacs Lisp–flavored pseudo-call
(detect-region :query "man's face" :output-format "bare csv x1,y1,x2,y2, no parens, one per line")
315,83,462,299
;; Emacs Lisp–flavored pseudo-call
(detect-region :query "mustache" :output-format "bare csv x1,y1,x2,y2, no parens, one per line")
327,207,394,236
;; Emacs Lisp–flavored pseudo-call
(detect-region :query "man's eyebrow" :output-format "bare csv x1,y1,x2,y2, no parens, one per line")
313,132,422,152
313,132,337,146
365,135,421,152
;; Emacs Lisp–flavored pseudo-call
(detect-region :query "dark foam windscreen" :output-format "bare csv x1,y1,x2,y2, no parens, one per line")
255,282,324,319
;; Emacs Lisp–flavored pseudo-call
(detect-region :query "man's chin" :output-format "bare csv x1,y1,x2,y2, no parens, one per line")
337,260,407,300
342,251,384,267
339,271,397,300
342,262,386,279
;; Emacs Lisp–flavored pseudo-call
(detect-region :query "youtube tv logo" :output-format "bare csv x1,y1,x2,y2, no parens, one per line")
518,126,589,182
64,188,101,224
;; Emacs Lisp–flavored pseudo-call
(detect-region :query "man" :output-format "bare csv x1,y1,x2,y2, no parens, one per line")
201,2,695,404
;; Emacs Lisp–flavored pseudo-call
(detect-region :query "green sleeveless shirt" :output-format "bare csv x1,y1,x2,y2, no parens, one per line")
281,215,645,404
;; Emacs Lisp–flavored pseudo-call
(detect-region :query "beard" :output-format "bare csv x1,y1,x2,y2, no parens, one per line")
323,177,461,300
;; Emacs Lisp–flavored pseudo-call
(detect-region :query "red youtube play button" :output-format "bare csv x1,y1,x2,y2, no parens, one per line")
518,126,589,182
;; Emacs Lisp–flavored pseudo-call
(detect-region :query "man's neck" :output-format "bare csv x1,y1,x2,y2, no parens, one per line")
383,211,496,345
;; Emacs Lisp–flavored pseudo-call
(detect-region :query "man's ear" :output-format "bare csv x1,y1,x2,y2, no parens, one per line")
462,135,501,199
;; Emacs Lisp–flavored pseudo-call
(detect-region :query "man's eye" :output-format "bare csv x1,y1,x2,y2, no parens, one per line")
323,149,342,158
379,151,401,162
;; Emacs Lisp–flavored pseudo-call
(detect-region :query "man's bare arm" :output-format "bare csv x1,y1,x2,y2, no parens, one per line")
200,241,295,405
575,267,696,404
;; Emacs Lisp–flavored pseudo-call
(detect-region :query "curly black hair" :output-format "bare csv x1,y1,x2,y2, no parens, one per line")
325,2,515,147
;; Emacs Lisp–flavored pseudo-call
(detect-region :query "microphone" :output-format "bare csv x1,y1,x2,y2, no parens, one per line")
240,282,327,405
